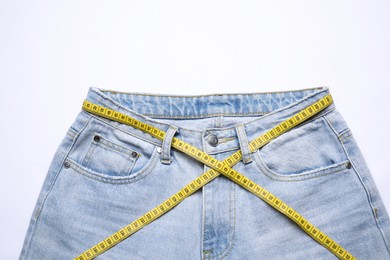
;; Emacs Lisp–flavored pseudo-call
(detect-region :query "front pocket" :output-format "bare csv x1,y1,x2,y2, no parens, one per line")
82,133,140,177
253,115,351,181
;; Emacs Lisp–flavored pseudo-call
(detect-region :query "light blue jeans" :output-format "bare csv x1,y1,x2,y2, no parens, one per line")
20,86,390,259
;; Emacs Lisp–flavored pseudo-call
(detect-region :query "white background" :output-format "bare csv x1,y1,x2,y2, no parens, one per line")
1,1,389,258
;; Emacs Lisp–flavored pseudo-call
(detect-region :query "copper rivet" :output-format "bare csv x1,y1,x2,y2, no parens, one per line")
346,162,352,169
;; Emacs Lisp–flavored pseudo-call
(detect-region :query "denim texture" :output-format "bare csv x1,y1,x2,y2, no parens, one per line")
20,86,390,259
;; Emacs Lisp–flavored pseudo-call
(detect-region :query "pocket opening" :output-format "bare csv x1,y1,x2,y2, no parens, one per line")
253,115,350,181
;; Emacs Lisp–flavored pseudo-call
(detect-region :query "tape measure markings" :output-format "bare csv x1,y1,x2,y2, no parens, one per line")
76,94,355,260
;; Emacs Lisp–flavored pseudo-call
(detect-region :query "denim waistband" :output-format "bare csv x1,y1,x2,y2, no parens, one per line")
83,86,335,154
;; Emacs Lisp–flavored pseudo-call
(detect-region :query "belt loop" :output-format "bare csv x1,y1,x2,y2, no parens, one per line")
235,123,252,164
160,125,179,165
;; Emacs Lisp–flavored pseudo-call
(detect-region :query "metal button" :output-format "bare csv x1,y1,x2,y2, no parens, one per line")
207,134,219,147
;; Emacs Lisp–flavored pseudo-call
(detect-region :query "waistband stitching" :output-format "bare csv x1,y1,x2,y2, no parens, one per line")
94,85,326,97
89,86,331,133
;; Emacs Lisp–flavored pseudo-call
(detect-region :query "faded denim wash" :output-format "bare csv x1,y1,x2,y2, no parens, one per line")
20,86,390,259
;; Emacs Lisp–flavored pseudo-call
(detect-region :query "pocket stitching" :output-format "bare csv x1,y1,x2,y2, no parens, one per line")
81,133,140,176
65,146,159,185
88,114,161,147
252,115,351,181
338,129,353,143
253,149,351,182
89,132,141,156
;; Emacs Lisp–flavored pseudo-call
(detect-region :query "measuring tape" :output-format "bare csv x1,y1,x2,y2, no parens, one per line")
75,94,356,260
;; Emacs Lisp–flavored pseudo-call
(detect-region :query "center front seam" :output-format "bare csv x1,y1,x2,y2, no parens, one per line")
202,151,237,259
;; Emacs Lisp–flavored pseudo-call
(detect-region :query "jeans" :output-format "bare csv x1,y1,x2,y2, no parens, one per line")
20,86,390,259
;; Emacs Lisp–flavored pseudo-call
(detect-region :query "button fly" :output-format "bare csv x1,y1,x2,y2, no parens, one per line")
207,134,219,147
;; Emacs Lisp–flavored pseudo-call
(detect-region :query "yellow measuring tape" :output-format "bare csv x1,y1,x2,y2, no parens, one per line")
75,94,356,260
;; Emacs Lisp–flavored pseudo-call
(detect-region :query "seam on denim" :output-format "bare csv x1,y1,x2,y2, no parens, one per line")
88,113,162,147
124,154,137,175
175,127,202,133
90,86,330,132
249,110,343,181
322,113,340,136
249,108,334,156
94,85,326,97
201,181,206,259
24,113,92,259
201,134,207,259
338,127,351,137
82,135,98,167
236,125,245,164
64,147,159,185
323,112,355,161
207,181,233,258
218,137,236,144
221,182,237,259
66,127,78,139
283,106,335,132
248,108,335,152
142,111,268,119
207,180,237,259
339,129,352,143
338,135,390,255
90,132,140,156
253,151,351,182
97,133,140,154
205,146,241,155
142,98,333,121
82,132,140,176
322,114,352,158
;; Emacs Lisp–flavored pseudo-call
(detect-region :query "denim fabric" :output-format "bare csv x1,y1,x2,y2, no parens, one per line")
20,86,390,259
